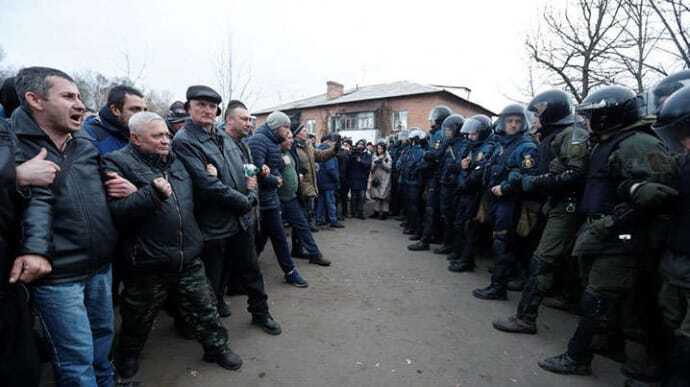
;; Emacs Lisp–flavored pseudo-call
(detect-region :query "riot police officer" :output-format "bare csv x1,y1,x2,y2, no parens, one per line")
434,114,466,254
473,104,539,301
398,129,427,238
652,85,690,386
448,115,495,272
539,85,677,376
492,89,589,334
409,105,453,251
390,129,410,218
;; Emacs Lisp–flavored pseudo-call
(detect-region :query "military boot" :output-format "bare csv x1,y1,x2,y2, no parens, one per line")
493,274,541,333
448,259,475,272
493,315,537,334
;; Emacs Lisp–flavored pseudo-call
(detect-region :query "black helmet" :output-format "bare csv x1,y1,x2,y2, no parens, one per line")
527,89,575,128
576,85,641,134
428,105,453,128
461,115,493,142
651,70,690,114
494,104,530,134
653,85,690,153
441,114,465,138
166,101,189,125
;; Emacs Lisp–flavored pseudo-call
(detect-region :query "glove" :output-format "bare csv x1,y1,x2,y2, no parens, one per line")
590,215,615,240
507,171,522,185
630,182,678,209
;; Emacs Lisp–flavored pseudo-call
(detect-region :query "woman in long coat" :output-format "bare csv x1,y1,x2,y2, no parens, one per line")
367,141,393,219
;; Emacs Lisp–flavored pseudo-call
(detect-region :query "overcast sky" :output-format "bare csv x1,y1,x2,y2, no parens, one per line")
1,0,565,113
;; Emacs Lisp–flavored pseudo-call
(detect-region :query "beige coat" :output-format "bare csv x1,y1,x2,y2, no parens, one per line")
368,152,392,200
295,140,336,198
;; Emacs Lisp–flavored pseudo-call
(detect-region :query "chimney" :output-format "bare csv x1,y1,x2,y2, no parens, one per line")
326,81,344,99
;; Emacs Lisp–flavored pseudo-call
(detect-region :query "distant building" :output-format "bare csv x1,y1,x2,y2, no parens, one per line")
253,80,495,143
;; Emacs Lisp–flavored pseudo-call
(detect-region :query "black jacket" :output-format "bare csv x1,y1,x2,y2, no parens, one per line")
0,120,18,294
173,121,257,240
245,123,285,210
102,144,203,272
12,107,117,284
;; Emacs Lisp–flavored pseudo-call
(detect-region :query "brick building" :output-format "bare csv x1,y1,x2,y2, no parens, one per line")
253,81,495,142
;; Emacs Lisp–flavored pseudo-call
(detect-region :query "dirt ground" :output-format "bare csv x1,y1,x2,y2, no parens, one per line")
122,216,625,387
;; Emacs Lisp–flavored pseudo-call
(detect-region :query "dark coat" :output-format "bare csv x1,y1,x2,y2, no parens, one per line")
245,123,285,210
13,107,118,284
102,144,204,272
317,143,340,191
173,121,257,241
82,106,130,155
348,150,372,191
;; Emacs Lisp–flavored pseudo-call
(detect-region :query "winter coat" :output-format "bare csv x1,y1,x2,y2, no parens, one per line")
317,143,340,191
82,106,130,155
348,150,372,191
245,123,285,210
13,107,118,284
368,152,392,200
102,144,203,272
293,139,336,198
173,121,258,240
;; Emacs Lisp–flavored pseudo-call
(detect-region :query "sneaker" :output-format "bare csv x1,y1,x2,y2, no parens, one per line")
285,270,309,288
538,353,591,376
492,315,537,334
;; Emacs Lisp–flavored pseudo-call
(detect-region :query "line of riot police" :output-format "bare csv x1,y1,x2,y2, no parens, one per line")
386,70,690,386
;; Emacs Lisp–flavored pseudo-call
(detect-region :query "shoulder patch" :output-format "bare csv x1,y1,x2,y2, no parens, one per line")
522,154,535,169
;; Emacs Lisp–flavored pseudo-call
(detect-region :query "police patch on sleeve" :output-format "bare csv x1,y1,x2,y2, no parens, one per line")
522,154,535,169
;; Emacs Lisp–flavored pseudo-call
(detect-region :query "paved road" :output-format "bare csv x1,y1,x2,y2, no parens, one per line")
131,217,624,387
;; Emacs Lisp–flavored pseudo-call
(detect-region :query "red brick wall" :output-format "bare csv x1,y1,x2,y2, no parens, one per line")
254,93,491,141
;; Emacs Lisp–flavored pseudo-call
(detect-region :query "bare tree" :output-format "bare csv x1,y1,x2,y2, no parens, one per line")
214,34,259,111
526,0,628,102
612,0,668,92
73,71,115,111
649,0,690,68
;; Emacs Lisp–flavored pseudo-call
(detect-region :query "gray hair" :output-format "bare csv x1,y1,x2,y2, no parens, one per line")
128,111,166,134
15,66,75,107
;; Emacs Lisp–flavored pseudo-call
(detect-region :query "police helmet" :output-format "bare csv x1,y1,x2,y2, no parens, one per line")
527,89,575,128
576,85,641,134
494,104,530,134
461,115,493,142
653,85,690,154
441,114,465,138
428,105,453,128
650,70,690,114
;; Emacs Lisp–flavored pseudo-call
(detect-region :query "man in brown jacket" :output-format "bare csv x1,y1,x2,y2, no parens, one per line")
292,125,338,233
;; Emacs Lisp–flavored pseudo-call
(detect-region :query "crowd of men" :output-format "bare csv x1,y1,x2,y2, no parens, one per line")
2,64,690,387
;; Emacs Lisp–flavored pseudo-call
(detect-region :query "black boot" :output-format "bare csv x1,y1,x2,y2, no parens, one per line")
369,211,380,219
408,240,429,251
663,335,690,387
251,314,282,336
380,212,388,220
538,353,591,375
203,350,243,371
432,244,453,255
472,284,507,300
448,259,475,272
115,355,140,379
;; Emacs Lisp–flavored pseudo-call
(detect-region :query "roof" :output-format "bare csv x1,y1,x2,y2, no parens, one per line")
253,80,495,116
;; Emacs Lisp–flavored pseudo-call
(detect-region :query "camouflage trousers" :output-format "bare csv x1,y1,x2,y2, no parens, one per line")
516,202,581,322
116,259,229,358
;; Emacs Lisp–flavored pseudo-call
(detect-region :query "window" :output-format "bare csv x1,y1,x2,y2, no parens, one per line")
329,112,376,132
305,120,316,134
392,111,408,131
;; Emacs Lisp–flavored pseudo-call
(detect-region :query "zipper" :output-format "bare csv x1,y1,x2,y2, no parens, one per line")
164,171,185,272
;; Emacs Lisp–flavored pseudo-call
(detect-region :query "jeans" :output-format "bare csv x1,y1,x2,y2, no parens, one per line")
282,198,321,257
350,190,366,217
32,265,114,387
256,208,296,274
316,190,337,225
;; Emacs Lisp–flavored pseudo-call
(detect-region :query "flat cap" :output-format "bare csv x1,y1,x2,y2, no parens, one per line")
186,85,222,104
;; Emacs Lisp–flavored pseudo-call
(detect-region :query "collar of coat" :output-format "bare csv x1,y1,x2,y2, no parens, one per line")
12,107,82,144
